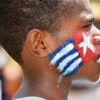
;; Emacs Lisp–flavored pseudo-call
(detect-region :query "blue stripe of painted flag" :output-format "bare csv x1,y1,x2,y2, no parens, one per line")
63,58,83,76
55,52,79,72
65,62,83,76
48,38,75,61
61,55,81,74
48,38,83,76
54,48,78,67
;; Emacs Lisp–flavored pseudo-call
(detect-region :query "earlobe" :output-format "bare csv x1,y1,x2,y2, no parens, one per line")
26,29,52,57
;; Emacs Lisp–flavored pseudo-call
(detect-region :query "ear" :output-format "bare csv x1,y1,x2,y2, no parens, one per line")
26,29,54,57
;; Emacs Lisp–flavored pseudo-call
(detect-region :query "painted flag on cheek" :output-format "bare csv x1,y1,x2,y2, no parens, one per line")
48,39,83,76
72,30,98,62
48,30,98,76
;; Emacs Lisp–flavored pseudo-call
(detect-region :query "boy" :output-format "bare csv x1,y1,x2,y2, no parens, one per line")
0,0,100,100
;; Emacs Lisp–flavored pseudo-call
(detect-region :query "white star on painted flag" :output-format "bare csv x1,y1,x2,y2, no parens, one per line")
79,33,95,56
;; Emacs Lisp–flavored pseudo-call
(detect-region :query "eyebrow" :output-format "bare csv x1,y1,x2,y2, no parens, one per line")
79,14,95,28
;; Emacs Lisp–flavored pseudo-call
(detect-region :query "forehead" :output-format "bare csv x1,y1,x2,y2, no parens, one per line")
73,0,93,22
59,0,93,24
62,0,91,13
63,0,90,6
75,0,92,12
62,0,93,23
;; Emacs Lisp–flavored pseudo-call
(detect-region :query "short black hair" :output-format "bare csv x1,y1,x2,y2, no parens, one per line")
0,0,78,63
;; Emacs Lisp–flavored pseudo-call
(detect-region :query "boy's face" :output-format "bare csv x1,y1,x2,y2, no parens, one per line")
50,0,100,81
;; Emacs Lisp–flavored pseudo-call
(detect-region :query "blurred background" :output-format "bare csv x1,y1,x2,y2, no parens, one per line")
0,0,100,100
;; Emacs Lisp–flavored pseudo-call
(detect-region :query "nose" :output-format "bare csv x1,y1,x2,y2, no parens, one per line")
91,25,100,44
92,25,100,62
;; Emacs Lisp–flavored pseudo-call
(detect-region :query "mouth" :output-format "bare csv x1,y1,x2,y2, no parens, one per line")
96,54,100,64
96,58,100,64
95,45,100,65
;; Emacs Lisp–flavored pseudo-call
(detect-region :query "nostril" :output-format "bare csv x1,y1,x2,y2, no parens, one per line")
97,42,100,45
93,36,100,44
94,40,100,45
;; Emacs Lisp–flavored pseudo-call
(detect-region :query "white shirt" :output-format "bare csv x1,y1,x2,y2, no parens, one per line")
15,96,46,100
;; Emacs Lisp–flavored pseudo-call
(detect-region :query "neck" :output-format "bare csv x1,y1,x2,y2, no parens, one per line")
14,71,72,100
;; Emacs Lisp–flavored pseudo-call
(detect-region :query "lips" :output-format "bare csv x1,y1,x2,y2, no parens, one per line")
95,45,100,64
96,54,100,64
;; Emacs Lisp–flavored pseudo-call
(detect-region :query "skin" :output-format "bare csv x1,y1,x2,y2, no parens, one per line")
14,0,100,100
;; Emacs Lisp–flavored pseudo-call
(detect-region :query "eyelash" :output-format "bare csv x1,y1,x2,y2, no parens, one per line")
83,24,92,29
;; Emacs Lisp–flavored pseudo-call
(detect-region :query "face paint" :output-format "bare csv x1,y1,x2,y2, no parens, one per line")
48,30,98,76
72,30,98,62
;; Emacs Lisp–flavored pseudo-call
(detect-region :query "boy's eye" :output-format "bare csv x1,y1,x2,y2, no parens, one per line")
83,17,94,29
83,24,92,29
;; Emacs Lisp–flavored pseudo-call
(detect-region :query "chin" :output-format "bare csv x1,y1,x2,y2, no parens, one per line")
88,74,100,82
